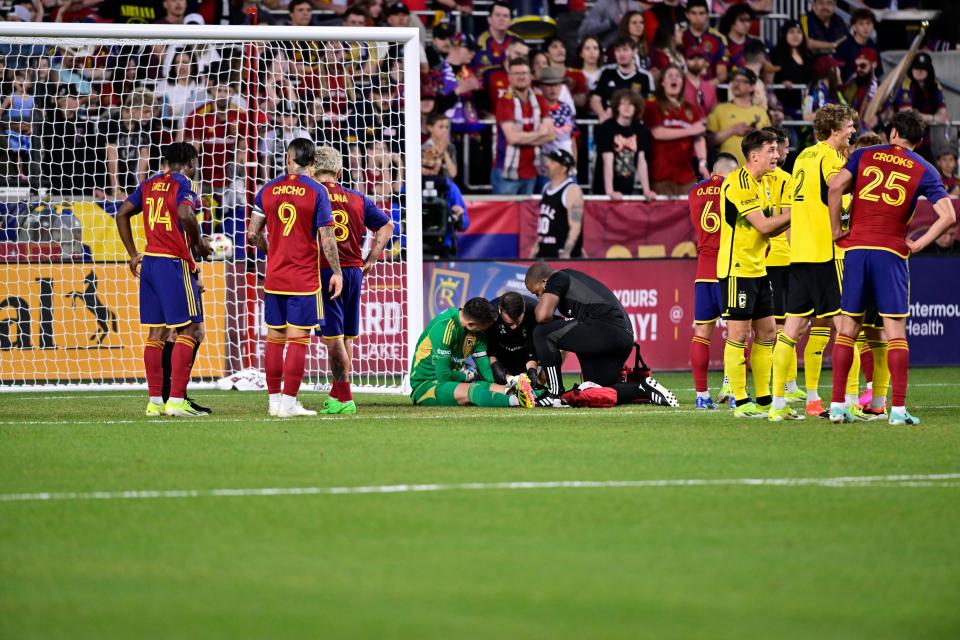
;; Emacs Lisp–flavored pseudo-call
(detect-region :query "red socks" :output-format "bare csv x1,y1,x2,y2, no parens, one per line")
887,338,910,406
860,342,874,383
144,339,164,398
331,380,353,401
831,335,856,403
283,336,310,397
690,336,711,393
265,336,286,395
170,335,198,399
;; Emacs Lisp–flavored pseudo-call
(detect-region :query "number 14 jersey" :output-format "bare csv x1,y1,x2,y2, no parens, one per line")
126,171,200,271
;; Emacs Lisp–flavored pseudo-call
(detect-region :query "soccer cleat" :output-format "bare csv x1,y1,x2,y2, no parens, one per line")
733,401,767,419
695,396,718,410
535,393,569,408
888,408,920,426
319,397,357,415
859,388,873,407
268,401,279,417
716,382,733,404
276,400,318,418
805,399,829,419
768,406,805,422
639,376,680,407
186,397,212,414
145,401,165,417
850,405,880,422
785,388,807,404
828,405,854,424
515,373,535,409
164,399,207,417
861,405,887,419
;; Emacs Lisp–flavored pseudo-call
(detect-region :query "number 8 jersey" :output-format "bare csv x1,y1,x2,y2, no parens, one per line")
315,180,391,268
253,173,333,295
126,171,201,271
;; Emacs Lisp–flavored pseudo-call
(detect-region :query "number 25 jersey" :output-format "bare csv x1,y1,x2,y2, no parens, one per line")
316,180,391,269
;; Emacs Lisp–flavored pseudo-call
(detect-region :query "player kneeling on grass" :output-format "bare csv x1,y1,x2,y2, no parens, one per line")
410,297,536,408
247,138,343,418
116,142,212,417
312,146,394,415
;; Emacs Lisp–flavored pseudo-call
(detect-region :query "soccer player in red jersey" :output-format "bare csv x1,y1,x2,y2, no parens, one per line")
116,142,212,417
246,139,343,418
312,146,395,414
827,110,956,425
688,152,739,409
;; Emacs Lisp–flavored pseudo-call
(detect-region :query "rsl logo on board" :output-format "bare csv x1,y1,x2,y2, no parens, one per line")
429,268,470,316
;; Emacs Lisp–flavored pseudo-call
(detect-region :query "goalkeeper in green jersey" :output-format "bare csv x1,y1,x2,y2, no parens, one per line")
410,297,536,408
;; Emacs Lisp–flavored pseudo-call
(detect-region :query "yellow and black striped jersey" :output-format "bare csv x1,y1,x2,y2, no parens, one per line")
718,167,769,279
789,141,844,263
763,167,792,268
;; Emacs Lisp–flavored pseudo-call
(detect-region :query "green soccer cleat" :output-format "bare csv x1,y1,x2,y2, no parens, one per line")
828,405,854,424
768,405,805,422
888,408,921,426
785,388,807,404
515,373,535,409
733,401,767,419
320,397,357,415
850,405,882,422
164,399,208,417
716,382,733,405
145,401,165,417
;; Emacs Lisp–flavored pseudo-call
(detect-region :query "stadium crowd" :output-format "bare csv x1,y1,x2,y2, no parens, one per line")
1,0,959,255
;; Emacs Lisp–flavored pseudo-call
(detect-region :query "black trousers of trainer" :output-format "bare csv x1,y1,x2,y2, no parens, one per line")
533,318,634,389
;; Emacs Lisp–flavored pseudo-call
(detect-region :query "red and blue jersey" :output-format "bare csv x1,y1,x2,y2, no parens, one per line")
474,31,517,76
317,180,391,269
254,174,334,295
689,175,724,282
125,171,199,271
840,144,949,258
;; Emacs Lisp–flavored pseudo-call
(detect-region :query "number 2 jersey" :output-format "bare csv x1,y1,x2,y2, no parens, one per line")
315,180,391,269
839,144,949,258
253,174,333,295
688,174,724,282
125,171,200,271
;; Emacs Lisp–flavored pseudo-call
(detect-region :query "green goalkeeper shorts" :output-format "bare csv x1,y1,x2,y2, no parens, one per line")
410,380,461,406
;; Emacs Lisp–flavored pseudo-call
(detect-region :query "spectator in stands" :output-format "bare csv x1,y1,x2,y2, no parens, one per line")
836,9,883,77
771,20,814,121
40,84,100,196
718,4,760,69
263,100,311,178
579,0,646,49
645,65,707,195
650,24,685,77
352,0,386,26
644,0,686,48
437,33,483,134
706,67,770,164
475,2,516,78
288,0,314,26
425,21,453,69
681,0,728,82
550,0,588,68
481,40,529,113
802,0,849,53
590,36,654,122
684,46,718,116
422,110,457,180
155,0,186,23
743,39,783,125
576,36,604,93
544,36,588,112
611,11,651,71
894,53,950,126
492,58,555,195
920,223,960,254
104,91,160,200
155,49,205,122
53,49,93,96
341,5,369,27
97,0,161,23
593,89,654,199
538,66,579,167
802,54,843,121
1,69,38,182
0,6,45,69
841,47,879,128
936,151,960,197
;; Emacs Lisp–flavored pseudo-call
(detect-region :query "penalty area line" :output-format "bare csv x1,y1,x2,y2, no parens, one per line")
1,473,958,503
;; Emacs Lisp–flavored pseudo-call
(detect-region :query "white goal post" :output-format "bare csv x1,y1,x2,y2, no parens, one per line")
0,22,423,393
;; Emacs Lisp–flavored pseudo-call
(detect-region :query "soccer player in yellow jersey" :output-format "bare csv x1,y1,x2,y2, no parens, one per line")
769,104,858,421
718,130,791,418
762,126,805,404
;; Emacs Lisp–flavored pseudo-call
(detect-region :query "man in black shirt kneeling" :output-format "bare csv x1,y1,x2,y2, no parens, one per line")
485,292,540,385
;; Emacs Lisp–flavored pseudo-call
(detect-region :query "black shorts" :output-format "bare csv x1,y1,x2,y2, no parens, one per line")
786,261,841,318
767,265,789,320
720,275,775,321
862,304,882,329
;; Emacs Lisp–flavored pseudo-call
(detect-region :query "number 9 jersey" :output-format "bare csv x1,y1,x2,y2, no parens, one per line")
126,171,200,271
253,174,334,295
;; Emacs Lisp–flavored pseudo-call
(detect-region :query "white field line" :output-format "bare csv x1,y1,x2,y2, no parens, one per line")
1,474,958,504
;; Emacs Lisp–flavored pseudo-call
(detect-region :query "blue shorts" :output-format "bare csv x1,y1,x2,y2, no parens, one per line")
140,255,203,328
265,292,323,330
319,266,362,339
694,281,724,324
840,249,910,318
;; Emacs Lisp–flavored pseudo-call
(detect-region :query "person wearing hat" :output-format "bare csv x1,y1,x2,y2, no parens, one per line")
802,54,844,122
426,22,454,69
706,66,770,164
533,148,583,260
894,52,949,127
683,45,718,115
841,47,879,127
537,65,579,178
681,0,728,82
836,8,883,77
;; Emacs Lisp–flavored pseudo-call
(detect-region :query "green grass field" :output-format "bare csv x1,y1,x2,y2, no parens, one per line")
2,369,959,639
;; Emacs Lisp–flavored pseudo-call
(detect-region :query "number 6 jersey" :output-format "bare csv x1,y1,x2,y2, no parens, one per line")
253,173,333,295
688,174,724,282
126,171,201,271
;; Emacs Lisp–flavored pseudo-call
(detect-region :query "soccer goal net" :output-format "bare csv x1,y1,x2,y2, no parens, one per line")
0,23,422,392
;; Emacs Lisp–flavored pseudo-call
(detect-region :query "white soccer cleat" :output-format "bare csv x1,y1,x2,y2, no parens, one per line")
276,400,317,418
268,401,279,417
